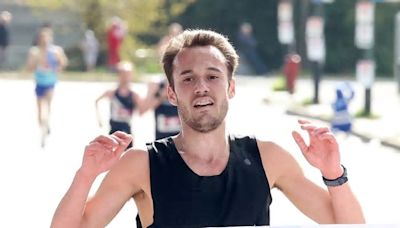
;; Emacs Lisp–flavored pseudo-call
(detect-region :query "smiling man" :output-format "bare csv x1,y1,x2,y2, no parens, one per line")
51,30,365,228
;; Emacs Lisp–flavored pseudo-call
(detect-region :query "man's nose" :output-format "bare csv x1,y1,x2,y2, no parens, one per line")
194,78,209,95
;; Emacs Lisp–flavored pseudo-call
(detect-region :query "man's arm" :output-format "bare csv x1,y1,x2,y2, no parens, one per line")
55,46,68,71
25,47,37,72
95,90,112,127
136,82,164,115
50,131,147,228
258,119,365,224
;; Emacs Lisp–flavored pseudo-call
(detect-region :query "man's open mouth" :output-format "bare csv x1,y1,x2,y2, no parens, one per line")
193,100,214,108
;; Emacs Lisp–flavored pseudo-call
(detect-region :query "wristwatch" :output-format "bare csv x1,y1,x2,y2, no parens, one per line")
322,165,348,187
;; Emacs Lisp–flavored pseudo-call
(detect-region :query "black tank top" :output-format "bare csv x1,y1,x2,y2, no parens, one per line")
154,100,180,139
147,135,272,228
109,88,135,128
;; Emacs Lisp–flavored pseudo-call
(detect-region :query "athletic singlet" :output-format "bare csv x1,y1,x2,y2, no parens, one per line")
34,45,59,86
110,89,135,124
146,135,272,228
154,100,180,139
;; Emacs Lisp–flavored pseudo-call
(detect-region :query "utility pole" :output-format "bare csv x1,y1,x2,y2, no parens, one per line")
395,12,400,94
355,0,375,116
278,0,295,57
306,0,328,104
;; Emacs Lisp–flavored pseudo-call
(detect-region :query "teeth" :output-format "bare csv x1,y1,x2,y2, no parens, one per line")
194,99,213,106
196,101,211,105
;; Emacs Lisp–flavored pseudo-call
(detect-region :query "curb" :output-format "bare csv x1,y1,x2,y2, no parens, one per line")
286,108,400,151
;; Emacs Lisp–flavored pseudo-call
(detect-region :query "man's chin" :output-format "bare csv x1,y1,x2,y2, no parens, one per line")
190,118,221,133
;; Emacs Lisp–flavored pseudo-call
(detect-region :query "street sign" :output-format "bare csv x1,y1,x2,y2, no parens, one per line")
311,0,335,3
306,16,325,62
278,1,294,44
356,59,375,88
395,12,400,93
278,1,293,21
355,1,375,49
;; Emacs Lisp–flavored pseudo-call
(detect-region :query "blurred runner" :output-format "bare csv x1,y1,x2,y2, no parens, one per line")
143,79,180,139
95,61,144,148
26,27,68,147
81,29,99,71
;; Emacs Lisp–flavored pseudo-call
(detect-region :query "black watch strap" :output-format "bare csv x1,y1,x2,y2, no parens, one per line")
322,165,348,187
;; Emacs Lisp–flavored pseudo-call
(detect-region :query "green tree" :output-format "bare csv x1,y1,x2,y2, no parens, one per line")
175,0,281,70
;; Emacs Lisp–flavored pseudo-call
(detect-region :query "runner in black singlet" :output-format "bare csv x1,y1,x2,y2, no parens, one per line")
51,30,365,228
141,79,180,140
96,61,144,147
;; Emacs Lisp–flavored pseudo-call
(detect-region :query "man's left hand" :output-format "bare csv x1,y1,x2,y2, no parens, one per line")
292,119,343,179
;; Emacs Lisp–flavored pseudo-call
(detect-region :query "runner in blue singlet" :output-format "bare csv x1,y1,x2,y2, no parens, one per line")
26,27,68,147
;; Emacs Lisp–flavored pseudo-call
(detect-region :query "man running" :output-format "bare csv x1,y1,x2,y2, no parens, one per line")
95,61,144,147
141,79,180,140
51,30,364,227
26,27,68,147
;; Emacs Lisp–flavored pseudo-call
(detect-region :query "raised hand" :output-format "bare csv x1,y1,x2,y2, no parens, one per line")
80,131,133,179
292,119,343,179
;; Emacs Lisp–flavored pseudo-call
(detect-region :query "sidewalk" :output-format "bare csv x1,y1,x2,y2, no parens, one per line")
264,76,400,150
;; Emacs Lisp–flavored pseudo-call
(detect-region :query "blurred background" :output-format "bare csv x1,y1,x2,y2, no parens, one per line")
0,0,400,227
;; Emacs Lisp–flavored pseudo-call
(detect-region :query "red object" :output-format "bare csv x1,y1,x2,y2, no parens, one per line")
107,24,123,68
283,54,301,94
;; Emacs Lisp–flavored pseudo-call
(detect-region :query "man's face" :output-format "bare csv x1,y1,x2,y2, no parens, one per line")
167,46,235,133
39,31,53,46
118,70,132,85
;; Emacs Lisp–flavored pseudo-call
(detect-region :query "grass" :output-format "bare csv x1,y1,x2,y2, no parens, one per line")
301,97,315,106
271,75,287,92
355,109,380,119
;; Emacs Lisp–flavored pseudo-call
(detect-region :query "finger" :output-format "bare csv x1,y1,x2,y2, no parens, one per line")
298,119,311,124
91,135,118,148
111,134,131,147
110,133,133,155
85,142,112,155
112,131,133,143
300,125,318,140
292,131,308,154
317,132,337,144
313,127,330,135
301,124,317,131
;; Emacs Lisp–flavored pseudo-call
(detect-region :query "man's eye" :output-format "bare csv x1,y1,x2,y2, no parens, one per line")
183,77,193,82
209,75,218,80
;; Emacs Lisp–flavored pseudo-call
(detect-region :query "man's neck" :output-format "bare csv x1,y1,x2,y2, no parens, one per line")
174,122,229,163
118,83,130,90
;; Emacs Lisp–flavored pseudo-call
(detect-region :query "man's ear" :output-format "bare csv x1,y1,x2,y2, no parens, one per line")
228,78,236,99
167,85,178,106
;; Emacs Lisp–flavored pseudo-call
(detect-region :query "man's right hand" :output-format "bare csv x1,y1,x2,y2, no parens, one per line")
80,131,133,179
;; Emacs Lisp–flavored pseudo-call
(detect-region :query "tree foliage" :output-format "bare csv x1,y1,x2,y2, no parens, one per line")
174,0,282,70
174,0,400,76
23,0,400,75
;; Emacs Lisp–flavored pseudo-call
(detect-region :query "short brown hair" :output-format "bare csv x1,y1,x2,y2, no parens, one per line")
162,29,239,88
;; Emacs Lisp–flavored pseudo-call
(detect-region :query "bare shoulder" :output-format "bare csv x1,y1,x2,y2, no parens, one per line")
102,89,114,98
105,148,150,192
120,149,149,165
52,45,65,52
131,90,141,98
114,149,149,174
256,140,295,164
28,46,39,55
256,139,303,189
